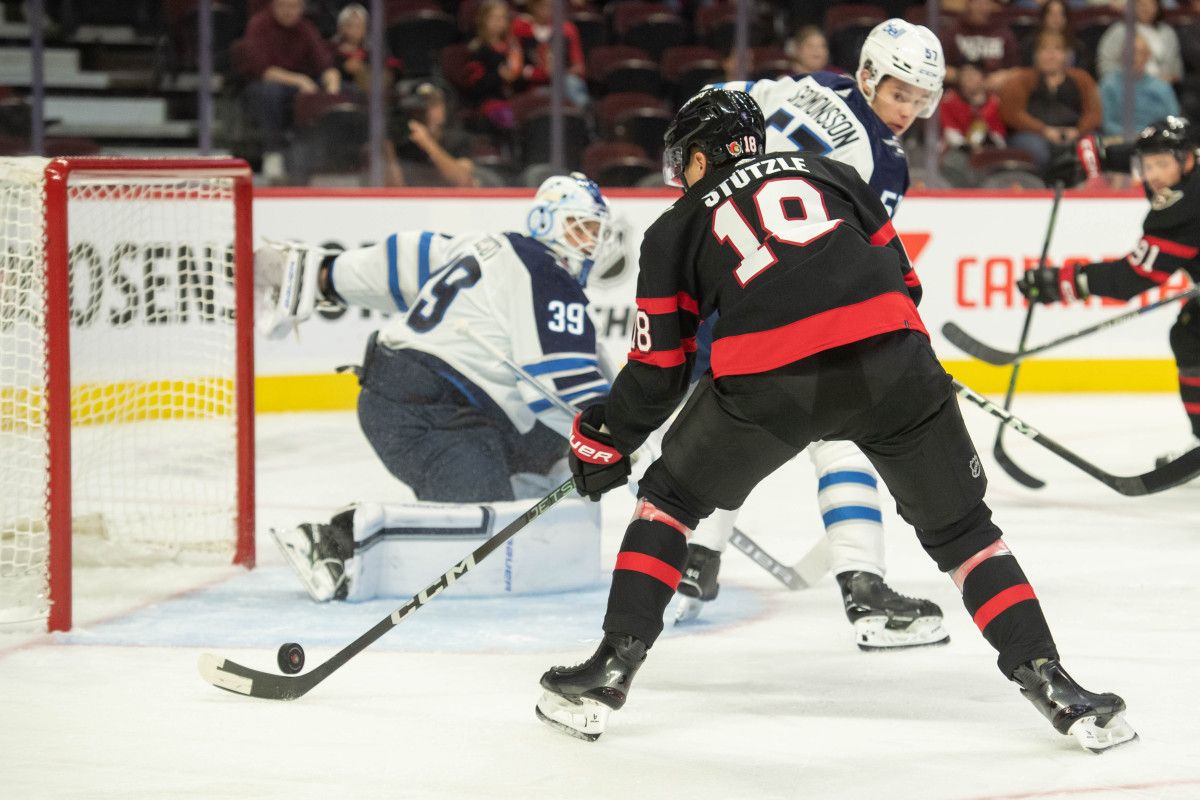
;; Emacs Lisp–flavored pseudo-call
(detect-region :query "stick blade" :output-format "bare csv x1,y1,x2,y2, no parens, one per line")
941,322,1015,366
1119,445,1200,496
993,432,1046,489
198,652,310,701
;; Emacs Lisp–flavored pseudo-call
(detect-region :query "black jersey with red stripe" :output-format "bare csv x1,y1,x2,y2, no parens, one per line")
604,152,926,455
1073,168,1200,301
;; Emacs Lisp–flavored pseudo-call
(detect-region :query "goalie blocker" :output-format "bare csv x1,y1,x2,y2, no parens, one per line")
272,495,601,601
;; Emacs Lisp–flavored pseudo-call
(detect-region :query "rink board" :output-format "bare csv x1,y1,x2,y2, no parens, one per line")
250,189,1191,411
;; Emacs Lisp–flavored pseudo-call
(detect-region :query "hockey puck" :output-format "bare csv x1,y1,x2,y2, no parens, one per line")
277,642,305,674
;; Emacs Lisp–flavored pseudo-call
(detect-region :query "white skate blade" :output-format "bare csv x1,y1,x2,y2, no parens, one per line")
854,615,950,651
534,691,611,742
269,527,336,603
674,596,705,625
1068,712,1139,753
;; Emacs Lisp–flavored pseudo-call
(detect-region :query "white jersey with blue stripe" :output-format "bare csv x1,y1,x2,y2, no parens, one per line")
330,230,606,437
713,72,910,217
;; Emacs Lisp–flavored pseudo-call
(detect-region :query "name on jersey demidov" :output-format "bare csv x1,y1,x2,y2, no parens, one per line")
703,156,812,207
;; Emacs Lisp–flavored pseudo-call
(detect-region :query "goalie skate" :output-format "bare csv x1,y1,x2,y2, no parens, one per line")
1012,658,1138,754
269,509,355,602
674,544,721,625
535,633,646,741
837,571,949,650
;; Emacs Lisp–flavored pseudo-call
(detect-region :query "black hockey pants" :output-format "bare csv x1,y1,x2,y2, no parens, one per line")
356,334,566,502
605,330,1058,674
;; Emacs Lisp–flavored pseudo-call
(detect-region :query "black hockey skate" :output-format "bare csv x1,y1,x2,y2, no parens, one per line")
674,543,721,624
1011,659,1138,753
837,571,950,651
535,633,647,741
269,508,355,602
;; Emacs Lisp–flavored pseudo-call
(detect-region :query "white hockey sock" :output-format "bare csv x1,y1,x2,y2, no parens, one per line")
808,441,885,577
689,507,740,552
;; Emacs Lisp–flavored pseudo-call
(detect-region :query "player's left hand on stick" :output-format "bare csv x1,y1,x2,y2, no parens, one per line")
254,241,326,340
569,405,630,501
1017,265,1086,305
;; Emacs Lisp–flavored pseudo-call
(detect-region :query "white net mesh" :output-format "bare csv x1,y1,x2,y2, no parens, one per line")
0,158,244,627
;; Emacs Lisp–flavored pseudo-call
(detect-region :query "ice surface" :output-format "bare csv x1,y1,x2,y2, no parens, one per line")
2,395,1199,800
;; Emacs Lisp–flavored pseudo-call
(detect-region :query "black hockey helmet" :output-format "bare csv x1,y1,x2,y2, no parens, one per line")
1132,115,1197,180
662,88,765,189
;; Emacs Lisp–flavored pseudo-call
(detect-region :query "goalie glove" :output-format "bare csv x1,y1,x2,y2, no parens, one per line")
254,240,337,340
569,405,630,501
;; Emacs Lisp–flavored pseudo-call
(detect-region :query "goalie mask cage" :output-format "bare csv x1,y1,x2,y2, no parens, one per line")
0,157,255,632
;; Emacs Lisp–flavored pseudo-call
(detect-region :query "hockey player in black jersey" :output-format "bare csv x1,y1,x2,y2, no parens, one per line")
536,89,1136,752
1021,115,1200,464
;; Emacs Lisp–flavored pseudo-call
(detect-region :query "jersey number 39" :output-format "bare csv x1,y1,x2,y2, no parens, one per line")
407,254,482,332
711,177,840,287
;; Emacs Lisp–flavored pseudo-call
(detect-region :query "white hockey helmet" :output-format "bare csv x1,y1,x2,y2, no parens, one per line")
527,172,613,286
857,18,945,119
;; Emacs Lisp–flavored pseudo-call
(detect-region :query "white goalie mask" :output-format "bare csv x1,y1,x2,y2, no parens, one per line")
858,18,945,119
527,172,614,286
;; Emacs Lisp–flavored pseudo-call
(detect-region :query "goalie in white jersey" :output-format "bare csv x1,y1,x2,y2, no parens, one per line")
673,19,951,650
257,173,614,602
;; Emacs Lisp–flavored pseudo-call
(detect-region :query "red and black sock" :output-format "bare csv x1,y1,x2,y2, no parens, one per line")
952,540,1058,677
1179,368,1200,438
602,499,692,648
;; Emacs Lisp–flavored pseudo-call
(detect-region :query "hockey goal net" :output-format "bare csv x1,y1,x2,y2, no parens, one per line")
0,157,255,632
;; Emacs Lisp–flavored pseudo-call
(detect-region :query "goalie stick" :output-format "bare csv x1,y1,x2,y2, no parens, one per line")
991,182,1066,490
199,479,577,700
943,287,1200,366
954,380,1200,495
457,323,830,587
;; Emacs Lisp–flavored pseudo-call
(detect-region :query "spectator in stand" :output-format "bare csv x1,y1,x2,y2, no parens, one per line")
512,0,589,108
942,60,1007,151
384,83,477,188
999,29,1101,170
239,0,342,182
1097,0,1183,84
786,26,843,75
1183,0,1200,77
464,0,525,133
330,3,398,96
1100,33,1180,135
943,0,1020,91
1019,0,1082,68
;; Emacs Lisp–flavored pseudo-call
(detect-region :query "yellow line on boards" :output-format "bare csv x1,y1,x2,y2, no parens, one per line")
250,359,1181,413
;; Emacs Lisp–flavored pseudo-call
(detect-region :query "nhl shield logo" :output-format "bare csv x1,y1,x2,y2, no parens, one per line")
969,454,981,478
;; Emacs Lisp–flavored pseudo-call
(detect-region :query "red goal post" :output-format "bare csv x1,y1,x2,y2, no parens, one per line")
1,157,256,632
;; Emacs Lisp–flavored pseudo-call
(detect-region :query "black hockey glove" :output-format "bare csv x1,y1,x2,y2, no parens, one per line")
1017,264,1088,304
568,405,630,501
1044,136,1106,188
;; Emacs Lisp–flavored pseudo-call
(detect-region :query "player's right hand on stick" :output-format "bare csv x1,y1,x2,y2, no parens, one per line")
569,406,630,501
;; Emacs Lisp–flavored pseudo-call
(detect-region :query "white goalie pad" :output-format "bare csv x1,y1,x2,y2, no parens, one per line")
254,239,330,339
344,496,602,601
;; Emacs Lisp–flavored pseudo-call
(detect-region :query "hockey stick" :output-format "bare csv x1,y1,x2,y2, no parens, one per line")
954,380,1200,495
457,324,831,586
198,479,576,700
943,287,1200,366
729,528,829,590
991,182,1065,490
